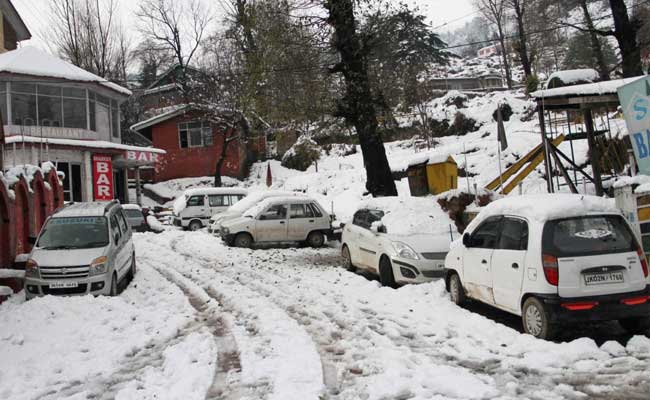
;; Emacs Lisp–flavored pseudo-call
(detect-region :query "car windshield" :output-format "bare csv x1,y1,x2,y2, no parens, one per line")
124,209,143,219
542,215,636,257
37,217,109,250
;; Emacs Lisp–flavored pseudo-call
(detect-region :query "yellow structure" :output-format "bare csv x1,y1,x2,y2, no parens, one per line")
406,155,458,196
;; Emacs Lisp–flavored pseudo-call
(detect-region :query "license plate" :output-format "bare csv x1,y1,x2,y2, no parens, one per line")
584,272,624,285
49,282,79,289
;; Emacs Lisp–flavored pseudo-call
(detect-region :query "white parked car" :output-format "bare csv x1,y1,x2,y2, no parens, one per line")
208,190,307,235
445,194,650,340
220,196,331,248
172,187,248,231
341,197,456,287
25,200,136,299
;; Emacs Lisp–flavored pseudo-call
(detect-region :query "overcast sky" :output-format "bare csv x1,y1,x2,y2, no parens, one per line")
13,0,474,52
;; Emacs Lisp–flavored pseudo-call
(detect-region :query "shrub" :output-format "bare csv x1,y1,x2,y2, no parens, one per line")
281,136,321,171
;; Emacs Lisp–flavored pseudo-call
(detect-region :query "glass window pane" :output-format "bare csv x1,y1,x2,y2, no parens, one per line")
472,217,502,249
179,129,188,148
189,129,202,147
62,87,86,99
189,122,201,129
71,164,82,202
96,94,109,105
111,107,119,137
499,219,528,251
187,196,205,207
89,100,96,131
11,93,37,125
290,204,307,219
203,127,213,146
261,205,287,220
12,82,35,93
38,95,63,127
63,98,87,129
209,195,224,207
38,85,62,96
0,93,6,125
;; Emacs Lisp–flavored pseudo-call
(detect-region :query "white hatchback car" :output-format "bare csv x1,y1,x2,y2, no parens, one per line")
341,197,457,287
445,194,650,339
220,196,331,248
208,190,307,235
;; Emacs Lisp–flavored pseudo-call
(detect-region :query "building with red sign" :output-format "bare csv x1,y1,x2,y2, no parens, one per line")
0,46,165,203
130,65,266,183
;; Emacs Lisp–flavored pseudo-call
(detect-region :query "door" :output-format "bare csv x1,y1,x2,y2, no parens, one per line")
358,210,385,269
345,210,368,266
184,195,208,221
463,216,502,304
109,214,127,278
115,210,133,277
255,204,288,242
491,217,528,312
288,203,315,241
208,194,229,216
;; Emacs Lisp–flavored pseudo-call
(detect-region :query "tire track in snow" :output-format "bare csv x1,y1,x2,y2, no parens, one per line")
168,232,650,400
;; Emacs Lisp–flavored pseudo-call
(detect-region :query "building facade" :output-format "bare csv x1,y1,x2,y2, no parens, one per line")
0,0,30,53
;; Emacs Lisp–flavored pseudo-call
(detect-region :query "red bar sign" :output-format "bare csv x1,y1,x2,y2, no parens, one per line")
92,154,114,201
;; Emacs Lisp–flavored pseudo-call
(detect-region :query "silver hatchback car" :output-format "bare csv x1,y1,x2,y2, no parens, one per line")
25,200,136,299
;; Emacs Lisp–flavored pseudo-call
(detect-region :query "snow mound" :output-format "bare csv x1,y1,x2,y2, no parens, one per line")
547,69,600,88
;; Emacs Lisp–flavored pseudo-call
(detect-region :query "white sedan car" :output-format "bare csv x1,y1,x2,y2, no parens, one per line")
341,197,457,287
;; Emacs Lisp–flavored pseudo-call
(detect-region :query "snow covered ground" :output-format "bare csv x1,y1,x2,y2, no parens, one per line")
4,230,649,400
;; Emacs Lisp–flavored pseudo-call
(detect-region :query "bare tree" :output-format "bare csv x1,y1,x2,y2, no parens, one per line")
136,0,212,81
50,0,129,80
507,0,532,79
476,0,513,88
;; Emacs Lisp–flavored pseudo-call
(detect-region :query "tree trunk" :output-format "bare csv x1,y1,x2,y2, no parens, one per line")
497,29,513,89
580,0,610,81
324,0,397,197
512,0,532,78
608,0,643,77
214,129,235,187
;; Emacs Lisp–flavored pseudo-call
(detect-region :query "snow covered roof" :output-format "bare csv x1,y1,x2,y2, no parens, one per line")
531,76,645,99
122,203,142,211
243,196,321,217
230,190,306,214
55,201,117,217
391,152,455,173
130,104,192,131
468,194,619,227
4,135,166,154
0,47,131,96
546,69,600,88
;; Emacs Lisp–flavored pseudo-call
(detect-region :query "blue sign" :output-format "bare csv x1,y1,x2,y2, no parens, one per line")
618,77,650,175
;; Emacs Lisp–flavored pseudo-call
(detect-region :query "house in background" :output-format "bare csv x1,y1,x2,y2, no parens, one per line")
131,65,266,183
431,73,504,92
0,46,164,203
0,0,30,53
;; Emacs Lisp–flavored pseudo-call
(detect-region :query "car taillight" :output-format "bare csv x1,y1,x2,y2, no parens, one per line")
620,296,650,306
561,301,598,311
637,247,648,278
542,254,559,286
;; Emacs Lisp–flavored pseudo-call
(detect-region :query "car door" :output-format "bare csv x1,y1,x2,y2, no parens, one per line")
255,204,289,242
463,216,502,304
288,203,314,241
109,213,126,278
209,194,229,217
345,210,368,266
185,195,208,220
358,210,385,270
491,217,528,313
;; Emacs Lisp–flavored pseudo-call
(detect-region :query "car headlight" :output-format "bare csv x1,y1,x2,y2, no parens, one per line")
392,242,420,260
89,256,109,276
26,259,39,278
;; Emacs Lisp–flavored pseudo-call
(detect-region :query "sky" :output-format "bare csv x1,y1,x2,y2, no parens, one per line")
12,0,474,52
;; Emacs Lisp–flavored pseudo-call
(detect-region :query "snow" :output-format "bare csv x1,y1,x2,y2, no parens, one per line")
467,194,618,227
0,286,12,296
0,269,25,279
130,104,191,131
144,176,240,203
225,190,307,216
121,203,142,211
547,69,600,86
5,135,166,154
0,47,131,96
531,76,645,98
146,215,166,232
392,151,454,172
4,164,41,188
172,187,248,215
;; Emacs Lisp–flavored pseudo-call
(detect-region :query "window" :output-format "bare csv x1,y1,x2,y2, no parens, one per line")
57,162,82,203
37,217,108,249
186,195,205,207
290,204,314,219
0,82,7,125
209,195,228,207
366,210,384,227
63,98,87,129
229,195,244,205
260,204,287,220
117,211,129,234
11,92,36,125
353,210,368,228
471,217,502,249
110,214,121,243
111,106,119,138
38,95,63,127
498,218,528,251
178,121,212,148
308,203,323,218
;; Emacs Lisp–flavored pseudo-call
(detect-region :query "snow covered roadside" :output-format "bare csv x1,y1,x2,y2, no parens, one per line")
146,230,650,400
0,252,217,400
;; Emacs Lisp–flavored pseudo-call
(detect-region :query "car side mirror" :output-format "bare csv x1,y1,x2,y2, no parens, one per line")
370,223,386,234
462,233,472,248
28,236,37,245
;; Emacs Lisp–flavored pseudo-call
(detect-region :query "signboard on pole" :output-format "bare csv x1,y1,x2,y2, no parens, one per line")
92,154,114,201
617,76,650,175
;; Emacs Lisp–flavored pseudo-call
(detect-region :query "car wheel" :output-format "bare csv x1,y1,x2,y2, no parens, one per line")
188,220,202,231
379,256,397,288
449,273,466,306
307,231,325,248
342,245,355,272
109,273,118,296
522,297,556,340
234,233,253,248
618,317,650,334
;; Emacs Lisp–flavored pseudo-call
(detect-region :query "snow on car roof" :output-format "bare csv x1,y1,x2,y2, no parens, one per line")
469,194,619,227
244,195,321,217
356,196,458,237
122,204,142,211
54,202,117,218
229,190,307,214
182,187,248,197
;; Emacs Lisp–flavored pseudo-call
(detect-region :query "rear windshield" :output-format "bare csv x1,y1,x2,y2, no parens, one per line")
124,209,143,219
542,215,637,257
37,217,109,250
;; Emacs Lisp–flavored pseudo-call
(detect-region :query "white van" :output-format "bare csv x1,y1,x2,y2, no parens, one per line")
220,196,332,248
172,187,248,231
445,194,650,339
